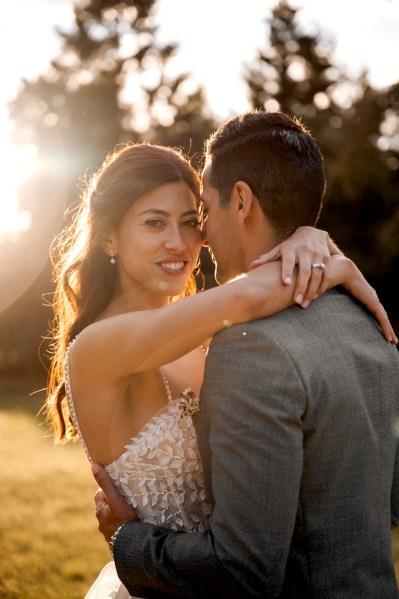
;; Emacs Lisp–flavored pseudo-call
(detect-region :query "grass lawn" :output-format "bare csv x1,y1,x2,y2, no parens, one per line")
0,390,110,598
0,389,398,597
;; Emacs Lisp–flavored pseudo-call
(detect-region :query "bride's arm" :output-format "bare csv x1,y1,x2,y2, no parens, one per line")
70,255,396,382
251,226,342,305
250,227,397,342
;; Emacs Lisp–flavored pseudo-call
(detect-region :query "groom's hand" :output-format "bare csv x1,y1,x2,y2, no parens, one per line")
92,463,138,542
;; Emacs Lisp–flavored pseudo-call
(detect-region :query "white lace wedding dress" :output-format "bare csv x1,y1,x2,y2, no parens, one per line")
65,351,213,599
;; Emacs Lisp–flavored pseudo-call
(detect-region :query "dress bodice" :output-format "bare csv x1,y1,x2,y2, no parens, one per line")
64,348,213,533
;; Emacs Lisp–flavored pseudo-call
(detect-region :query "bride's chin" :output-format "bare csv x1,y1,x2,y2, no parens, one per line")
155,280,188,296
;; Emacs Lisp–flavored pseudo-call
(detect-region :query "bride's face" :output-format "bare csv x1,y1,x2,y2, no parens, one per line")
108,181,202,303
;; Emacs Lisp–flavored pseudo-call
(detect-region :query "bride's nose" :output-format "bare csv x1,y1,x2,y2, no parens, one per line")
163,226,188,251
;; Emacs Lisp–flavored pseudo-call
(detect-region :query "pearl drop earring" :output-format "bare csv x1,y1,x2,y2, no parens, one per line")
110,251,116,265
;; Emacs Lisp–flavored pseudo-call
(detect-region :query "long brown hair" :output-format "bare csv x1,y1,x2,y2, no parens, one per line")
46,142,201,444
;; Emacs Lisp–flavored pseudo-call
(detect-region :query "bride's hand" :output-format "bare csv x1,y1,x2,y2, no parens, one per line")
329,255,397,344
250,226,338,306
92,463,138,543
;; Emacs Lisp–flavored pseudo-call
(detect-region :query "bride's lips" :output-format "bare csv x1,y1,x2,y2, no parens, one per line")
157,260,189,275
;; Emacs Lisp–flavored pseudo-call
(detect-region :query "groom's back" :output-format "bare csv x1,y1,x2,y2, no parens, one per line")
266,288,399,596
200,287,399,597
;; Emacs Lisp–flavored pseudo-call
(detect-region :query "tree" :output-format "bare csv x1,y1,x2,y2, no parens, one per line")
2,0,217,384
9,0,215,183
244,0,399,326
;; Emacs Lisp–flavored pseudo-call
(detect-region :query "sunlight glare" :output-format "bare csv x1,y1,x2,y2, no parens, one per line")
0,140,37,242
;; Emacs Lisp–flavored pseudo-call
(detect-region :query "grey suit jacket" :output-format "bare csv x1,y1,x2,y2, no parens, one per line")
114,288,399,597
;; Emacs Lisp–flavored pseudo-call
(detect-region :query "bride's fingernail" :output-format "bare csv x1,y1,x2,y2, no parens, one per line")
284,276,292,285
295,294,303,304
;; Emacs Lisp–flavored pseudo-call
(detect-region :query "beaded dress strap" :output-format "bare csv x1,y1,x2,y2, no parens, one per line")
161,369,173,403
64,340,94,464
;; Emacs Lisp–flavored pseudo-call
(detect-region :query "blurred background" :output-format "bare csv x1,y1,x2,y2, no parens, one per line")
0,0,398,394
0,2,398,596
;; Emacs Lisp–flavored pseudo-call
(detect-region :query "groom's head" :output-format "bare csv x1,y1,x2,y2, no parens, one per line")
201,109,326,283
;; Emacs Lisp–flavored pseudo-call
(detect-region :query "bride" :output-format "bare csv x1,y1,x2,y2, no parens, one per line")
45,141,394,598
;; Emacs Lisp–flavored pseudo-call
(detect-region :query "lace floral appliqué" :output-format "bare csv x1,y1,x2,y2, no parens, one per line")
178,388,200,419
65,350,211,536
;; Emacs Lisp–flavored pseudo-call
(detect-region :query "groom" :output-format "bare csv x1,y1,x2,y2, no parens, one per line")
92,110,399,597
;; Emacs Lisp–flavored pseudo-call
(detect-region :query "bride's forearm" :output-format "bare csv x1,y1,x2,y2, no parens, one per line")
139,255,396,373
135,257,397,373
76,262,294,378
73,256,396,380
127,263,295,371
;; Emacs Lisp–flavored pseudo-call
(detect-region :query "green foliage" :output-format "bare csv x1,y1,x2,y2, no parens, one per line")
3,0,217,377
8,0,216,179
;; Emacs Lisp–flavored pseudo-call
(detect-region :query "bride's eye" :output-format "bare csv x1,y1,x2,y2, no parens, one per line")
145,218,165,228
183,218,201,229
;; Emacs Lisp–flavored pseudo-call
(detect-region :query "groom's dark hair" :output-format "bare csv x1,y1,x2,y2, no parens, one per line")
204,109,326,239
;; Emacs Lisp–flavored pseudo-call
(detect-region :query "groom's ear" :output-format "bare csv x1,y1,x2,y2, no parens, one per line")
232,181,254,225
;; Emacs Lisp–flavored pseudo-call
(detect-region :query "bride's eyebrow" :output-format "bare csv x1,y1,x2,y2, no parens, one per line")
138,209,199,217
139,209,168,216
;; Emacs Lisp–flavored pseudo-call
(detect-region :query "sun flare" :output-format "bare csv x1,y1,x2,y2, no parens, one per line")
0,140,36,241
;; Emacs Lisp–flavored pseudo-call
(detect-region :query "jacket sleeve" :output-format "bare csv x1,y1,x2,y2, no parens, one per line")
113,323,306,597
113,522,248,598
391,436,399,527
